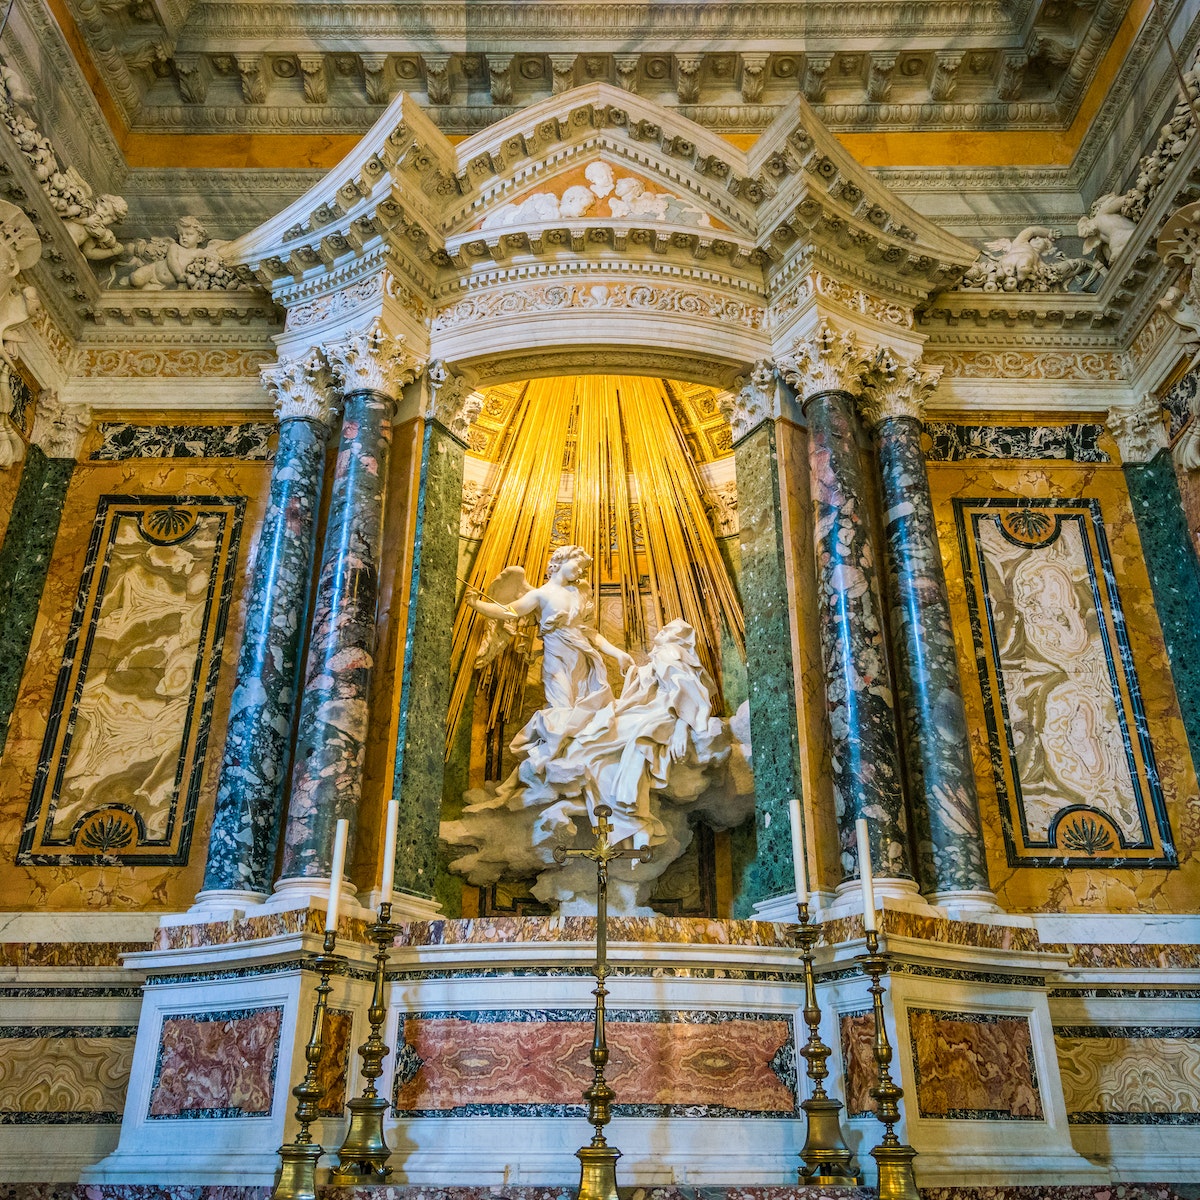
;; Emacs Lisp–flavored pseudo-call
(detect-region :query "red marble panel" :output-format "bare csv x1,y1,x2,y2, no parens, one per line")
394,1016,793,1113
839,1010,877,1117
909,1008,1043,1119
147,1006,282,1118
316,1008,354,1117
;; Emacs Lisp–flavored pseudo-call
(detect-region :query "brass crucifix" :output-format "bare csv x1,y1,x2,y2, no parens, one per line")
553,803,651,1200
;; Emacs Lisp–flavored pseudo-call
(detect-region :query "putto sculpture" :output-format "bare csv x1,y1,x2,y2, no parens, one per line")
441,546,753,914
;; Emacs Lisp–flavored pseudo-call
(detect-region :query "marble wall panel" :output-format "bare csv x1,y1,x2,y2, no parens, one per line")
90,423,274,462
17,496,245,866
954,497,1173,869
0,453,270,911
839,1009,877,1117
925,423,1109,463
908,1008,1043,1120
316,1008,354,1117
0,1027,135,1122
392,1008,796,1117
929,461,1200,913
1054,1025,1200,1123
147,1006,283,1119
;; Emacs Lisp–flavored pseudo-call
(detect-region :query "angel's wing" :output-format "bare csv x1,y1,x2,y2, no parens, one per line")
982,238,1013,255
471,565,533,670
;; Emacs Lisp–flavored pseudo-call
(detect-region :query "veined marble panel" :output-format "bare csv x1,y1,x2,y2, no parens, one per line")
392,1008,797,1118
147,1006,283,1120
0,1027,135,1123
1053,1025,1200,1124
90,424,274,462
316,1008,354,1118
954,498,1174,869
908,1008,1043,1120
839,1008,876,1118
925,424,1109,463
18,495,245,866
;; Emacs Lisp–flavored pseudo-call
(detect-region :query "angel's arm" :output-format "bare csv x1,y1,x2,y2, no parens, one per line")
590,630,635,672
467,587,541,622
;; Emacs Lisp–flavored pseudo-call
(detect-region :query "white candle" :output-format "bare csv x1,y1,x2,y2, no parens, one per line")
855,817,877,931
788,796,807,908
380,800,398,904
326,818,349,933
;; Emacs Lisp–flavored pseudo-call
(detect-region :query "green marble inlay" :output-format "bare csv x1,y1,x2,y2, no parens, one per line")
732,421,803,914
0,446,74,758
393,422,467,899
1124,451,1200,772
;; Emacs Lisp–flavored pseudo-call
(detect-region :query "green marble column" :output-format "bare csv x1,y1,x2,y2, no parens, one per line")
391,372,473,899
1120,440,1200,769
0,397,89,758
731,383,807,913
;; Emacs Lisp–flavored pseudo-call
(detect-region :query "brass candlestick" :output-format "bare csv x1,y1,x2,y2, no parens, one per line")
859,928,919,1200
331,901,400,1183
272,929,344,1200
796,902,861,1184
554,804,650,1200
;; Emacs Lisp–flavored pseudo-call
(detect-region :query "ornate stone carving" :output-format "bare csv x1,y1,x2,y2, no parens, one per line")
78,345,273,378
803,54,832,102
432,281,763,332
122,216,245,291
0,58,127,267
460,478,493,538
614,55,639,92
859,348,943,428
676,56,702,103
740,53,767,103
427,360,482,440
325,321,421,399
0,200,43,367
778,320,873,400
1106,394,1169,464
423,54,451,104
260,351,337,425
236,53,266,104
922,348,1123,380
930,52,962,102
30,390,90,459
0,412,24,469
867,54,896,103
299,54,328,104
549,54,576,95
959,226,1094,293
1174,418,1200,471
719,360,779,441
488,54,513,104
704,479,738,536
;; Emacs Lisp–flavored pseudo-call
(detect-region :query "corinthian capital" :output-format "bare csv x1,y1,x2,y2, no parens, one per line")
778,320,873,401
858,347,943,429
325,321,422,400
1106,393,1169,464
718,359,779,442
260,351,337,426
427,360,482,442
30,390,90,460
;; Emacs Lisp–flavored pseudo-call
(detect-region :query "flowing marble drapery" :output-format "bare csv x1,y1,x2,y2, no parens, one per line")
859,353,993,902
781,322,913,887
276,324,420,886
197,355,336,901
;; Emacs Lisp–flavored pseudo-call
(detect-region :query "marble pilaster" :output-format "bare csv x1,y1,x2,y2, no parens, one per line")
860,353,994,906
781,322,914,892
390,363,477,901
196,355,337,904
1108,396,1200,771
723,362,807,912
0,391,88,758
276,324,420,890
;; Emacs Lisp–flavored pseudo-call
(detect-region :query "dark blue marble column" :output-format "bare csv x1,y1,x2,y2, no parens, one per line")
860,361,994,905
783,324,913,891
1112,403,1200,771
196,356,336,903
0,394,88,759
276,325,418,891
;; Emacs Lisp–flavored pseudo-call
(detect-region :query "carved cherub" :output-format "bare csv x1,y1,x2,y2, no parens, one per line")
1078,193,1137,266
64,193,128,262
0,200,43,368
125,215,229,289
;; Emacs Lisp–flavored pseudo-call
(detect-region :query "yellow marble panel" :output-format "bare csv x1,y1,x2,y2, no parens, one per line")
929,461,1200,913
0,457,270,910
1055,1033,1200,1118
0,1034,133,1116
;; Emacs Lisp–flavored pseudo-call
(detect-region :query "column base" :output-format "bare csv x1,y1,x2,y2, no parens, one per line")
269,875,367,923
178,888,269,925
362,888,442,920
827,877,939,923
751,891,837,923
929,888,1009,920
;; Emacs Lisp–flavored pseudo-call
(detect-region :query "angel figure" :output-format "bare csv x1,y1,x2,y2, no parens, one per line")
466,543,634,711
1078,193,1137,266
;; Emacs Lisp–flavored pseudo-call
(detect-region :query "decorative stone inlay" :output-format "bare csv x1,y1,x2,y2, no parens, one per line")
1106,394,1169,464
778,320,873,400
426,360,482,441
324,321,422,400
719,360,778,441
29,391,90,460
260,352,337,425
859,348,943,428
